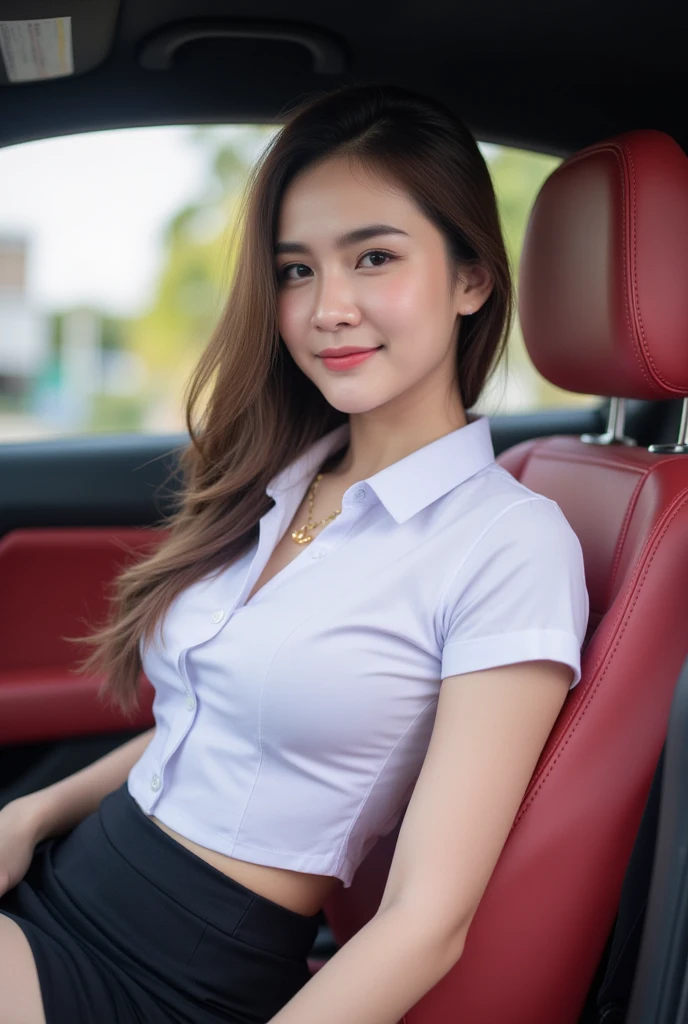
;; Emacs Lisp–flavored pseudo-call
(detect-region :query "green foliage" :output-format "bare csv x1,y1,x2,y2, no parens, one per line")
88,393,146,432
121,126,275,416
486,146,560,266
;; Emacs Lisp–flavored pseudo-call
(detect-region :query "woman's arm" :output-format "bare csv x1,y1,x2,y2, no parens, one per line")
12,726,156,844
269,900,465,1024
268,659,571,1024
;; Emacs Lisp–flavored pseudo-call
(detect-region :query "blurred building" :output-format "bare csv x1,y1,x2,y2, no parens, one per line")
0,235,49,397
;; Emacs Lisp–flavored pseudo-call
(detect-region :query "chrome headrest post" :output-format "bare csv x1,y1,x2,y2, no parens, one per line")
648,397,688,454
580,397,637,446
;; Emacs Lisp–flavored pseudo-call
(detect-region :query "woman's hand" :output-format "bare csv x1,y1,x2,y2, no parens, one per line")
0,797,46,899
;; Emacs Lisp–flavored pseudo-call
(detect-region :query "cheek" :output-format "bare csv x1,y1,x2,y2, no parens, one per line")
366,268,446,333
277,290,307,344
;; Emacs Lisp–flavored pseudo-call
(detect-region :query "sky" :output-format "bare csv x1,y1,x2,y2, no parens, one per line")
0,127,499,322
0,125,267,318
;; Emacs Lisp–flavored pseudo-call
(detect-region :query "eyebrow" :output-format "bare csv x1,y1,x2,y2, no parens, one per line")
274,224,409,256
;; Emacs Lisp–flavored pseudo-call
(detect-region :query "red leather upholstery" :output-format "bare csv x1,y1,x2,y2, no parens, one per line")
320,130,688,1023
520,130,688,399
0,528,156,743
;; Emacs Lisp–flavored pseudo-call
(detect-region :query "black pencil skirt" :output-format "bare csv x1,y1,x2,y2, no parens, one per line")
0,781,321,1024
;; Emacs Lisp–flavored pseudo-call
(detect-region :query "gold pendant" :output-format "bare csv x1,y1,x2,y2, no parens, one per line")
291,528,312,545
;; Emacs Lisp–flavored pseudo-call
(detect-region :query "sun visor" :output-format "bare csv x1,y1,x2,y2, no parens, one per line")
0,0,119,85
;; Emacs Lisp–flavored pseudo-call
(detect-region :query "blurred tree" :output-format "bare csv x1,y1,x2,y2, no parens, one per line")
486,145,559,260
124,125,276,429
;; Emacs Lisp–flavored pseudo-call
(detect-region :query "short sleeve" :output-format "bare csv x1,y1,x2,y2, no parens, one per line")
440,497,590,691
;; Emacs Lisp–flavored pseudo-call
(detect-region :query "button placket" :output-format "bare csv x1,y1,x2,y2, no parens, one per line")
173,603,232,720
178,647,197,713
308,502,363,568
152,648,205,798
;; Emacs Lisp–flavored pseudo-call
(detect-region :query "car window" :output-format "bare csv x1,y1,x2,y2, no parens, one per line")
0,126,598,443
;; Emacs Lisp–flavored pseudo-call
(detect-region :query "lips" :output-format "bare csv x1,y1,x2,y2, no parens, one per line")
319,347,382,371
318,347,382,358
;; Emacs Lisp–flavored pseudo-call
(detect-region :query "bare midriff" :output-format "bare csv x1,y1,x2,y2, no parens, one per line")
147,814,343,917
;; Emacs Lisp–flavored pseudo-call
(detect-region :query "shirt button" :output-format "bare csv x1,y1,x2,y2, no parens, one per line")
211,609,224,623
311,550,325,559
354,488,366,500
150,774,161,792
185,693,195,710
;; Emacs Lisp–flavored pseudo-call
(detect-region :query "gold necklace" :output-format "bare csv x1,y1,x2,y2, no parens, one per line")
291,472,342,545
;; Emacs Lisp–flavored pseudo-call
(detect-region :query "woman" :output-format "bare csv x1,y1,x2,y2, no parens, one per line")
0,83,589,1024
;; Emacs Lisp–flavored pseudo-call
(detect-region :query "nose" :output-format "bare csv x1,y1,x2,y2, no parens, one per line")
310,270,361,332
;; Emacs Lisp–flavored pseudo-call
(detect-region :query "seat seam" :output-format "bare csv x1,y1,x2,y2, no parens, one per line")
609,470,647,599
511,485,688,827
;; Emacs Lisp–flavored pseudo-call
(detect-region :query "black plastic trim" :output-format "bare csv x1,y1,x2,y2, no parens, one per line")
626,654,688,1024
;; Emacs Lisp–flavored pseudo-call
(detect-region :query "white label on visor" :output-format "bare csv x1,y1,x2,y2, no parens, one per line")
0,17,74,83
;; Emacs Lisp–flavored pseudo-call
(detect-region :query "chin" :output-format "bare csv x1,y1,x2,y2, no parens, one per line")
321,391,392,415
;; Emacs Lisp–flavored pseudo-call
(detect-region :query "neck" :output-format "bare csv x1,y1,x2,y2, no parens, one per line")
327,409,471,482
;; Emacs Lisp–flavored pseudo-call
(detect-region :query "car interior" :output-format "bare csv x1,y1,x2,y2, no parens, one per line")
1,2,687,1022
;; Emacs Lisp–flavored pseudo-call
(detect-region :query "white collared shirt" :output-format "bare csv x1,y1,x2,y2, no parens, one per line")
128,414,589,886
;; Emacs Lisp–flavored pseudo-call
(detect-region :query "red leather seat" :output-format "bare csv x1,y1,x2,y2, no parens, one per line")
317,130,688,1023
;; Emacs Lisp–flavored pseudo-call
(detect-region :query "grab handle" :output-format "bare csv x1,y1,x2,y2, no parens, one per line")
138,19,346,75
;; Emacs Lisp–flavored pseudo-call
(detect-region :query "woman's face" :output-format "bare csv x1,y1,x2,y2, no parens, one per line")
275,154,492,418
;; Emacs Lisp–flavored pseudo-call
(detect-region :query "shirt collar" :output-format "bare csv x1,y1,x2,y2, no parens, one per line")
266,412,496,524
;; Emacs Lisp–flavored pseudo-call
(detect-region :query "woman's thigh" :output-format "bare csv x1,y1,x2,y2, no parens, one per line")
0,915,46,1024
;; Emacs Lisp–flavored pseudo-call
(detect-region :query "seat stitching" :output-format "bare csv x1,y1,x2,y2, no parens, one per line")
608,469,647,599
624,141,682,393
511,485,688,826
616,142,655,393
518,446,649,475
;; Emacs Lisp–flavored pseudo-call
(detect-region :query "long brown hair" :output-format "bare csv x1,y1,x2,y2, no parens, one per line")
70,82,514,715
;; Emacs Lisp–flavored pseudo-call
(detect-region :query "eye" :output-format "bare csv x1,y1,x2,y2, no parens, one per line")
357,249,397,269
277,262,312,282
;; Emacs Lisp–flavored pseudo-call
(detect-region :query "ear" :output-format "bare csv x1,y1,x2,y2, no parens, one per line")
454,263,494,316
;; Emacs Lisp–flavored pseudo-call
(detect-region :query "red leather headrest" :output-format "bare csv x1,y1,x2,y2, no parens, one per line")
519,130,688,399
